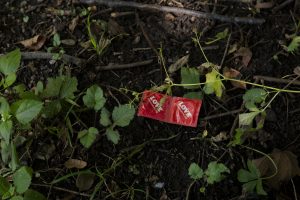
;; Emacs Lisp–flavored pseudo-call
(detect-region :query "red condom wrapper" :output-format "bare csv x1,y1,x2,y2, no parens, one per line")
137,90,202,127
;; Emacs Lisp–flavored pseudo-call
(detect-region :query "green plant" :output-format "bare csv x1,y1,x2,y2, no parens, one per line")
86,15,114,56
237,160,267,195
47,33,65,60
188,161,230,193
82,85,135,145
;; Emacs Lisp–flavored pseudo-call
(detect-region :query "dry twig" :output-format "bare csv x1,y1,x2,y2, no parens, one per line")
77,0,265,24
95,59,153,71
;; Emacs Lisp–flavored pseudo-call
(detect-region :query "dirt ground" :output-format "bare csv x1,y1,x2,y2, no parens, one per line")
0,0,300,199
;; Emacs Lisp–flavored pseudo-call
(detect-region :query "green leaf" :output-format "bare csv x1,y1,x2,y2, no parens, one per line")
42,77,63,98
78,127,98,148
247,160,260,178
1,141,9,164
42,76,77,99
105,127,120,144
100,107,111,126
256,179,267,195
35,81,44,95
13,166,32,194
83,85,106,111
205,161,230,184
10,143,19,171
188,163,204,180
0,49,21,76
239,111,260,126
112,104,135,127
181,67,200,89
228,128,244,146
0,97,10,121
24,189,46,200
237,169,257,183
4,73,17,88
243,180,257,193
205,28,228,45
243,88,267,111
203,69,224,98
286,36,300,54
53,33,61,47
41,100,62,118
59,76,77,99
0,120,13,144
11,196,23,200
0,175,10,195
12,99,43,124
183,91,203,100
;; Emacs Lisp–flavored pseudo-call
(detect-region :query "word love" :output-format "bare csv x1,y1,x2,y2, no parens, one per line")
138,91,202,127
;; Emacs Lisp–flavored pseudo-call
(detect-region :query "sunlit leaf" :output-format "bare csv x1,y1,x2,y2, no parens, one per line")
188,163,203,180
203,69,224,98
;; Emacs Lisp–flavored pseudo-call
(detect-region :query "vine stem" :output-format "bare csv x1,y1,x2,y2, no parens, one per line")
240,145,278,180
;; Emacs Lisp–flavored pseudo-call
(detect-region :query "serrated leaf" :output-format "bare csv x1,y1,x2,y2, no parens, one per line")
237,169,258,183
181,67,200,89
83,85,106,111
24,189,46,200
100,107,111,126
112,104,135,127
78,127,98,148
0,120,12,144
205,161,230,184
0,175,10,195
287,36,300,54
12,99,43,124
13,166,32,194
188,163,204,180
243,88,267,111
105,127,120,144
239,111,259,126
183,91,203,100
41,100,61,118
0,49,21,76
60,76,78,99
203,69,224,98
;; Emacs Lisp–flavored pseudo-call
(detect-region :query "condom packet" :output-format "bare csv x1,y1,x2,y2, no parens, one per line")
137,90,202,127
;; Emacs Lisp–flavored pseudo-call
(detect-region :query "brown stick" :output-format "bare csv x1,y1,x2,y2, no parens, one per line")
202,109,242,121
31,183,90,197
21,52,86,67
77,0,265,24
95,59,153,71
254,75,300,85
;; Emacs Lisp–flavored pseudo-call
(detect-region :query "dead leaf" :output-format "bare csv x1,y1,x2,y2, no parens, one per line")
211,131,228,142
168,55,189,73
61,39,76,46
294,66,300,76
255,2,274,9
76,173,95,191
223,67,246,89
64,159,87,169
69,16,79,33
165,13,175,21
19,35,46,50
252,149,300,189
234,47,252,67
228,43,238,55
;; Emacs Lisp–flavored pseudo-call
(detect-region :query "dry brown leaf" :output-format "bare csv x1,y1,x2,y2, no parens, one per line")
252,149,300,189
211,131,228,142
69,16,79,33
234,47,252,67
255,2,274,9
64,159,87,169
76,173,95,191
108,19,125,36
294,66,300,76
223,67,246,89
19,35,46,50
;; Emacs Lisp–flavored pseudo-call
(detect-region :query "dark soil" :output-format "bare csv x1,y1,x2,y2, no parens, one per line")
0,0,300,199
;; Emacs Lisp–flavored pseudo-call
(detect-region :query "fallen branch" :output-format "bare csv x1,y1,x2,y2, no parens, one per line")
202,109,242,121
96,59,153,71
21,52,87,67
254,75,300,86
31,183,90,197
77,0,265,25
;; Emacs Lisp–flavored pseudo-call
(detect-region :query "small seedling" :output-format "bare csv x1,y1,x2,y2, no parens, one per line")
188,161,230,193
47,33,65,60
205,28,229,45
237,160,267,195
